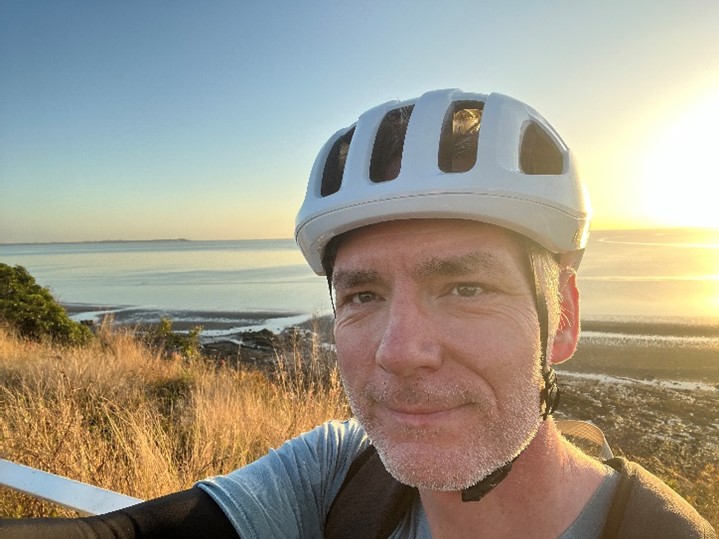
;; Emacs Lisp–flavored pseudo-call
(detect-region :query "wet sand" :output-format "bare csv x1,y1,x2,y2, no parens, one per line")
581,318,719,339
63,303,312,332
568,320,719,384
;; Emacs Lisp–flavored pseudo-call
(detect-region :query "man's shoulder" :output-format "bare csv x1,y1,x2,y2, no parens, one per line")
604,457,716,538
304,418,369,453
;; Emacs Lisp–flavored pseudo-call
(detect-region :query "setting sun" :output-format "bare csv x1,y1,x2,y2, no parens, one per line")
639,90,719,229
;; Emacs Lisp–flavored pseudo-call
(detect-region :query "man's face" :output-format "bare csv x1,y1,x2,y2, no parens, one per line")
332,219,543,491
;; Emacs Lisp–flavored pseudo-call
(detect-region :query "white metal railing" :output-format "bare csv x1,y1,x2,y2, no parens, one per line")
0,459,142,516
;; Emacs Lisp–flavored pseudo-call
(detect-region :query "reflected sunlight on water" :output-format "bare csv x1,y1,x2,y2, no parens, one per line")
579,228,719,323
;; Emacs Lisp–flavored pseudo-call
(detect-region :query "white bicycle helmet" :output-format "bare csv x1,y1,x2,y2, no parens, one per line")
295,88,591,274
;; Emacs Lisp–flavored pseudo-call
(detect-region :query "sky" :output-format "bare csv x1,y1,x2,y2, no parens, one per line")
1,1,718,243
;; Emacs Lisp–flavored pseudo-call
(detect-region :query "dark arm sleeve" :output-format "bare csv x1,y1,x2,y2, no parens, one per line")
0,486,238,539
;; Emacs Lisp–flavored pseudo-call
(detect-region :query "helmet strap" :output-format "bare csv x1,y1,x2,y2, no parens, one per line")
460,454,519,502
325,274,336,316
530,250,561,419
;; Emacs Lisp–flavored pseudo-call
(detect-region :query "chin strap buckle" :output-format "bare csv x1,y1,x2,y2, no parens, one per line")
540,367,560,420
460,457,517,502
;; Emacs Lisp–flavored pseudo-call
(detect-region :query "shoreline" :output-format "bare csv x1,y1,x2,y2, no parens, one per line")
62,303,320,333
63,303,719,386
581,318,719,338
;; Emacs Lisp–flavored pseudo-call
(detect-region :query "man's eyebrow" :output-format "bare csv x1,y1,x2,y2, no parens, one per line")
414,251,507,278
331,251,512,288
331,269,382,290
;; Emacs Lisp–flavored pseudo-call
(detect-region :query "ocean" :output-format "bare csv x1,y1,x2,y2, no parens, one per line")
1,228,718,335
578,228,719,323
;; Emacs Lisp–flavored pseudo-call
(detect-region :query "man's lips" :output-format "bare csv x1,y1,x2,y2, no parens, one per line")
377,402,471,427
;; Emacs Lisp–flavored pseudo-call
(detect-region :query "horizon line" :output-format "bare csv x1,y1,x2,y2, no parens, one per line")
0,237,295,247
1,225,717,247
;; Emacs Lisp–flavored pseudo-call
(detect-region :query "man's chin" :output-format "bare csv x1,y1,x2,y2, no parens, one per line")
372,438,492,491
369,418,541,491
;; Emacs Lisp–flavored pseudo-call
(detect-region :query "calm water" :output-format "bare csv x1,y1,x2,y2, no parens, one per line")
578,228,719,323
1,229,718,326
0,239,331,319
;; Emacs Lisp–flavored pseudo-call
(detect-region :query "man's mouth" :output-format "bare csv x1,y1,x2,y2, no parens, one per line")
377,401,472,428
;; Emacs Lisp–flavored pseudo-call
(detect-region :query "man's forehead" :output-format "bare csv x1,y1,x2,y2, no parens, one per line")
332,219,527,274
337,219,520,251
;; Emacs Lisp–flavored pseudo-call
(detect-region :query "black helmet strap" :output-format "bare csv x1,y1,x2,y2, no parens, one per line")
531,250,561,419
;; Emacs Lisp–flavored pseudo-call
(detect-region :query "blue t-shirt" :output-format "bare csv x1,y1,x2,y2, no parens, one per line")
197,419,617,538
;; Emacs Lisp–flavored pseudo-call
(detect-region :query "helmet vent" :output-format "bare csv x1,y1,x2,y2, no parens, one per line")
321,127,355,196
520,122,563,174
370,105,414,182
438,101,483,173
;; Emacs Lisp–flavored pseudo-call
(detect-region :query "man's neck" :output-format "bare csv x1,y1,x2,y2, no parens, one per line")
418,420,607,539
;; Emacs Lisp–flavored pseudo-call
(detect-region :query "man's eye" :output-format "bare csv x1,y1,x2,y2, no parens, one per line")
451,284,483,297
351,291,377,304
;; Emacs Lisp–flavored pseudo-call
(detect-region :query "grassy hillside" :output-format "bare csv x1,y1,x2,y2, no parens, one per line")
0,322,348,516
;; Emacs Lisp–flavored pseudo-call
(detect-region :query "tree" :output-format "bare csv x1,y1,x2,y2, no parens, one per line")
0,263,92,346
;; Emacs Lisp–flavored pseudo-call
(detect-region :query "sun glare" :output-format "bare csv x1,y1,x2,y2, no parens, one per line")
639,90,719,229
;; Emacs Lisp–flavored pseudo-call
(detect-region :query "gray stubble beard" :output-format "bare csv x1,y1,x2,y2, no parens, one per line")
340,361,543,491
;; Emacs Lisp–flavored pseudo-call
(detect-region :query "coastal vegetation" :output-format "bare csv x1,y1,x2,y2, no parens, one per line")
0,264,92,346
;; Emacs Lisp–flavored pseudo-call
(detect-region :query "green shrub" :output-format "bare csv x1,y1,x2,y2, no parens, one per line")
145,318,202,361
0,264,92,346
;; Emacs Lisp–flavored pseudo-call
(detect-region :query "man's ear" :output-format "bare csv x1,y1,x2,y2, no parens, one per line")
550,271,580,365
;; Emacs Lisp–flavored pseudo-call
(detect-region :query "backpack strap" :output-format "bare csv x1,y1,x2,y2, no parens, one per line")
600,458,634,538
601,457,716,538
324,445,417,539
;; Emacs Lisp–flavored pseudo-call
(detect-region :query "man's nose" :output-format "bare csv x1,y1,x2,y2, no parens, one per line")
374,296,443,376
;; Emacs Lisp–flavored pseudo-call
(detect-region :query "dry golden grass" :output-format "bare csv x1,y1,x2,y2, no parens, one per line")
0,323,349,517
